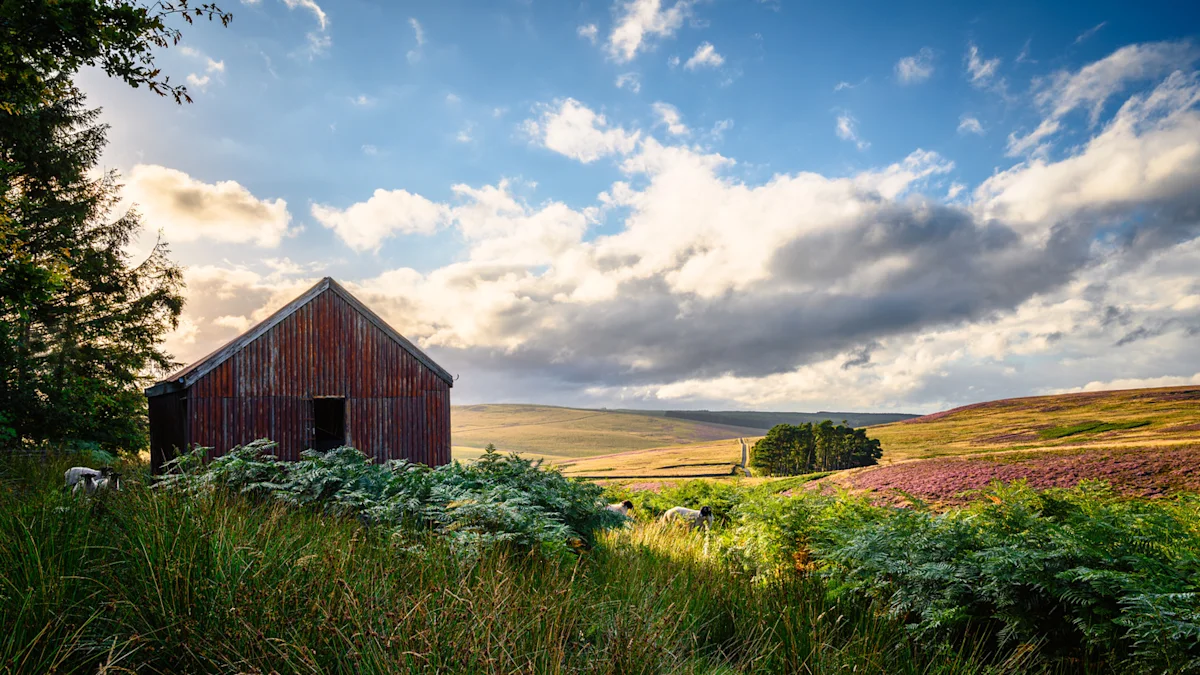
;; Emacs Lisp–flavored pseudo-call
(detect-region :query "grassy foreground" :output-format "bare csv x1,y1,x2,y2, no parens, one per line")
7,448,1200,674
4,456,1036,675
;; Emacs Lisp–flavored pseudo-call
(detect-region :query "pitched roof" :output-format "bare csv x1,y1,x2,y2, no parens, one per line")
145,277,453,396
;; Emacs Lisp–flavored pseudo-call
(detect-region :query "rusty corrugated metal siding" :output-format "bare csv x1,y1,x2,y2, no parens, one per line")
148,280,452,472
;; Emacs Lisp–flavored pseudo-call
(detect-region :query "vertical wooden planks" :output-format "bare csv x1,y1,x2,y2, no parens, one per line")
158,284,452,471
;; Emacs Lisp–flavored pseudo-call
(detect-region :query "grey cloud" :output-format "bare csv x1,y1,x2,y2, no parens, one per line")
477,215,1079,381
171,187,276,221
1101,305,1131,327
423,197,1193,397
842,341,880,369
1116,318,1200,346
1115,324,1168,346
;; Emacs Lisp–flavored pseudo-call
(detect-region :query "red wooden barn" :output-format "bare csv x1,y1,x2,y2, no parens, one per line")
145,277,453,473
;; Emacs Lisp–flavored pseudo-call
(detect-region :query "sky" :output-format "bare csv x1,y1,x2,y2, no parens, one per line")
80,0,1200,413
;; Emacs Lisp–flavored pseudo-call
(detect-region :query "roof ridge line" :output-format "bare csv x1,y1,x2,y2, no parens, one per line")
145,277,452,397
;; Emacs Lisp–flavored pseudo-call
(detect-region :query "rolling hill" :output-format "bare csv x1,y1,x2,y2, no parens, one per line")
547,386,1200,495
451,404,761,459
821,386,1200,502
867,385,1200,462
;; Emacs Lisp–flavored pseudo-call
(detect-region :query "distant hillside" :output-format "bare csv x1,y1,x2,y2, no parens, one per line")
570,385,1200,487
451,404,761,459
868,385,1200,463
823,385,1200,501
657,410,919,430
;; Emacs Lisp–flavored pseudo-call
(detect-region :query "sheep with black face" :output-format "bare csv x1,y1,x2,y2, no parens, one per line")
661,505,713,530
606,500,634,517
65,466,121,495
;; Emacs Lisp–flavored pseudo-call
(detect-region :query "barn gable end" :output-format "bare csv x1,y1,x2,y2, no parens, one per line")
146,277,453,472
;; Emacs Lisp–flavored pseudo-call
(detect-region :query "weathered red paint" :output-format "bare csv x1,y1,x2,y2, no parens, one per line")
146,278,453,473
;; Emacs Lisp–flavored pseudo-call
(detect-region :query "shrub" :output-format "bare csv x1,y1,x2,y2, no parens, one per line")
605,478,750,522
157,440,624,555
714,480,1200,672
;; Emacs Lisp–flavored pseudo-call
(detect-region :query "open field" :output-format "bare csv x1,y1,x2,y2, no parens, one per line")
451,404,760,459
555,437,751,479
833,443,1200,505
450,445,566,463
869,385,1200,462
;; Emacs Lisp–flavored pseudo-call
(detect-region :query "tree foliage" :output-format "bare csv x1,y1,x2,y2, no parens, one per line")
0,0,229,452
749,421,882,475
1,0,232,108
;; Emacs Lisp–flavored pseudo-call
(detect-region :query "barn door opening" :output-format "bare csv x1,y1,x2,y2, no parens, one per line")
312,397,346,452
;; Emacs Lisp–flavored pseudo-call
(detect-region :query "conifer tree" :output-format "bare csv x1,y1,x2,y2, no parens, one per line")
1,0,230,452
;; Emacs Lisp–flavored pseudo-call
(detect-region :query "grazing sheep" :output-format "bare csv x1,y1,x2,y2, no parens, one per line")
606,500,634,517
64,466,103,491
67,467,120,495
661,505,713,530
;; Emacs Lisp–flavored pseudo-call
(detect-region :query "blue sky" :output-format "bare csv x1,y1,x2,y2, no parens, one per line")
83,0,1200,412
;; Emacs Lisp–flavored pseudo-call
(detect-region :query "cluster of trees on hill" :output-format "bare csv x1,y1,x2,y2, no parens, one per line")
750,421,882,475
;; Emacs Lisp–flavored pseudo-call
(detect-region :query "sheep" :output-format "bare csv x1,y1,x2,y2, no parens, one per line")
606,500,634,517
65,466,103,491
66,467,120,495
661,505,713,530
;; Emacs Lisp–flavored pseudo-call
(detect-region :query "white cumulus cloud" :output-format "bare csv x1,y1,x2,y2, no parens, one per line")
607,0,694,63
684,41,724,70
1007,40,1197,155
652,102,689,135
125,165,295,247
522,98,642,163
312,189,450,252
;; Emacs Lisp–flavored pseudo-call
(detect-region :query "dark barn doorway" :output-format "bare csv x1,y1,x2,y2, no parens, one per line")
312,397,346,451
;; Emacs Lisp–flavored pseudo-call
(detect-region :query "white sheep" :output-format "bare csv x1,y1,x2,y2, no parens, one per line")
66,466,120,495
64,466,103,490
606,500,634,517
661,505,713,530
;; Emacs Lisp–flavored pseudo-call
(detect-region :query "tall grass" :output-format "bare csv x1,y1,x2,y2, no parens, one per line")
2,455,1043,674
707,481,1200,674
